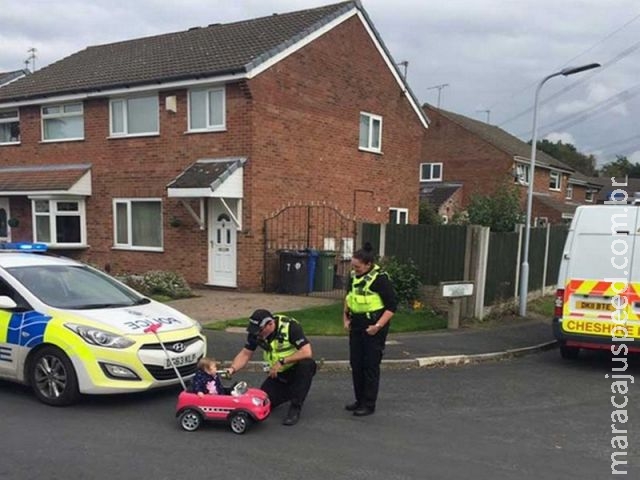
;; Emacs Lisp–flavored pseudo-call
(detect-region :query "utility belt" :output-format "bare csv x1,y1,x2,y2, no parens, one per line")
349,309,383,328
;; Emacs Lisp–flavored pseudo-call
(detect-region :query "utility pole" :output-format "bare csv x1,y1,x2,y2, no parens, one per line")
426,83,449,108
477,109,491,124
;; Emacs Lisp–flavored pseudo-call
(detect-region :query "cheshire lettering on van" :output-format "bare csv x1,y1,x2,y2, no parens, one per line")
606,177,633,475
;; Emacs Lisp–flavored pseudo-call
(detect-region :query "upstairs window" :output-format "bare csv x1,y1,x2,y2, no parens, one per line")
110,95,159,137
32,198,86,246
113,199,163,251
389,208,408,224
515,164,530,185
549,171,561,191
42,103,84,141
420,163,443,182
189,87,225,131
0,109,20,144
585,189,595,203
565,184,573,200
359,112,382,153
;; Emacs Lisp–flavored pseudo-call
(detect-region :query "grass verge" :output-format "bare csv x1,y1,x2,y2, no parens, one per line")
204,302,447,336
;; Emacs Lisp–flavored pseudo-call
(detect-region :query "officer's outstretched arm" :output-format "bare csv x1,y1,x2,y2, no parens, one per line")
228,348,253,374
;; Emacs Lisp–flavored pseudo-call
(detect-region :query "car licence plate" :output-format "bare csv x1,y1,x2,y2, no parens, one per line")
576,301,614,311
165,354,196,369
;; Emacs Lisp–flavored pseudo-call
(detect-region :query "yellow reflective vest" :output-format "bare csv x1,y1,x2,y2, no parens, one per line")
263,315,298,372
346,265,385,313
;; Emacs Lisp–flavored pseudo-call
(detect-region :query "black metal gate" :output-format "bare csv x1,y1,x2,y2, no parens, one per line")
263,203,356,298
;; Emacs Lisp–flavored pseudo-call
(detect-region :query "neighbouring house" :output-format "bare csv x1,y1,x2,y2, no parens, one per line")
0,69,30,88
419,182,462,223
595,177,640,203
421,104,602,224
0,1,428,291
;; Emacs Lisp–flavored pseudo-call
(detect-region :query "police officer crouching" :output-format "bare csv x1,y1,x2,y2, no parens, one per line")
227,309,317,426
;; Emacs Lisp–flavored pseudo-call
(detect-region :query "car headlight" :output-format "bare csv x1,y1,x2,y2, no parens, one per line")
65,323,135,349
251,396,263,406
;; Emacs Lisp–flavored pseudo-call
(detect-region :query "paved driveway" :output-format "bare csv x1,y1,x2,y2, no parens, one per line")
168,289,339,324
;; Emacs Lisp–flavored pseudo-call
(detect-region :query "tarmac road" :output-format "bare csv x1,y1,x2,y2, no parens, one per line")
2,350,638,480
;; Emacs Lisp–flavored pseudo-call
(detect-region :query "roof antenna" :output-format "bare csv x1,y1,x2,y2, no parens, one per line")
25,47,37,72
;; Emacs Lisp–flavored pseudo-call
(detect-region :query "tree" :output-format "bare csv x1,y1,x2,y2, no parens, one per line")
535,139,597,176
467,184,524,232
599,155,640,178
418,201,443,225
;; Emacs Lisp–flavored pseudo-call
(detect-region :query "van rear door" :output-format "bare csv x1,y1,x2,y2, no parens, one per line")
561,205,639,339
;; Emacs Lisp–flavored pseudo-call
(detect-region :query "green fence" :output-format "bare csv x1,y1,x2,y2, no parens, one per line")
484,231,519,305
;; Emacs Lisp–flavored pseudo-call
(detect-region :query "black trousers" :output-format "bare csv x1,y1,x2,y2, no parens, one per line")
349,323,389,409
260,358,317,409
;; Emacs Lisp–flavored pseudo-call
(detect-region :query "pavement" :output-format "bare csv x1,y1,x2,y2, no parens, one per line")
168,289,557,370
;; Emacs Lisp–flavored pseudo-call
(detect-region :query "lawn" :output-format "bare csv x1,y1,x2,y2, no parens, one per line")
204,303,447,336
528,295,554,317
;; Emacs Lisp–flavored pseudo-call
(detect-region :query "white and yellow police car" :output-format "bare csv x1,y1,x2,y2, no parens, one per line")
0,245,206,405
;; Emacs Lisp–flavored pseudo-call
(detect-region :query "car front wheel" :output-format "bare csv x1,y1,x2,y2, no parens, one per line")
179,409,202,432
229,412,251,434
28,346,80,406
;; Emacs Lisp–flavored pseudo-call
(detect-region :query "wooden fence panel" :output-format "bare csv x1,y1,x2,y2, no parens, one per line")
546,225,569,286
384,224,467,285
484,231,519,305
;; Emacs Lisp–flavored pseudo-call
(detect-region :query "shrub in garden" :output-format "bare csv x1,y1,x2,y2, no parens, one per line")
120,271,192,299
379,256,421,308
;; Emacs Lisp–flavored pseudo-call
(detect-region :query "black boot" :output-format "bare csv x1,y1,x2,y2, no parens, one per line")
282,405,301,426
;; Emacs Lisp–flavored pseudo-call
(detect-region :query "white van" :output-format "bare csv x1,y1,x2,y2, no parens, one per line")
554,203,640,358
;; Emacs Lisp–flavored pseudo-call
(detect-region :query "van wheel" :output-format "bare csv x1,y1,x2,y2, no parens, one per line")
560,345,579,360
28,346,80,406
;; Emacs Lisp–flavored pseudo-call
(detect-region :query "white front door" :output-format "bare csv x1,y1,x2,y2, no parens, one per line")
208,200,237,287
0,198,10,242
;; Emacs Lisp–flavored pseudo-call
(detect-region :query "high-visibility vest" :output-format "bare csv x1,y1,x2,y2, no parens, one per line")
346,265,385,313
263,315,298,371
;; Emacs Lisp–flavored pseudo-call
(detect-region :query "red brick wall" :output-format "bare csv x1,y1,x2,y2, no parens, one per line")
0,15,425,290
421,108,513,206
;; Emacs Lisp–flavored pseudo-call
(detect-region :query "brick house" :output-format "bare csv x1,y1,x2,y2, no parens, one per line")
420,104,601,224
0,2,428,290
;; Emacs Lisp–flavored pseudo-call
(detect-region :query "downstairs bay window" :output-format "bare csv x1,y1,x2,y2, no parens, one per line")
33,198,86,246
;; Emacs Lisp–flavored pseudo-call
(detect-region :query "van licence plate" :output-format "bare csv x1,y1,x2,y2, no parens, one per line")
576,301,615,311
165,354,197,369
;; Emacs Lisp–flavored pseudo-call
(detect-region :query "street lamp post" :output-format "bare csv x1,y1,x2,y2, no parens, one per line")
518,63,600,317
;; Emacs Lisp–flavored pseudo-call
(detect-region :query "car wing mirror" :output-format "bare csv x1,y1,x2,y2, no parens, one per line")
0,295,17,309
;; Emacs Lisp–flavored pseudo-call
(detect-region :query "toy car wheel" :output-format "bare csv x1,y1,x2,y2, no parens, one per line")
229,412,251,434
179,409,203,432
28,345,80,406
560,344,579,360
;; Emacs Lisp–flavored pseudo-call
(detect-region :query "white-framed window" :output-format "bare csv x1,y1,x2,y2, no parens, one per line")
389,208,408,224
188,87,225,131
565,184,573,200
113,199,163,251
515,164,530,185
585,189,595,203
549,171,561,191
110,95,159,137
0,109,20,144
41,103,84,141
420,162,443,182
32,198,86,246
359,112,382,153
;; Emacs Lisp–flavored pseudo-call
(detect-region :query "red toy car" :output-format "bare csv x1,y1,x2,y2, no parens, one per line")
175,381,271,434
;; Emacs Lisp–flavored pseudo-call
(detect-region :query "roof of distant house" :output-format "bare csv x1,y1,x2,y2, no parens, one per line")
420,183,462,207
0,69,30,87
424,104,575,173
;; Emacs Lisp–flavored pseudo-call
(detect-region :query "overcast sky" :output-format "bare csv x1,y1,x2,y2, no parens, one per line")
1,0,639,167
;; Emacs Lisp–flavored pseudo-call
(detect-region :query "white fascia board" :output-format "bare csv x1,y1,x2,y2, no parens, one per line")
167,188,216,198
245,8,428,130
0,73,247,109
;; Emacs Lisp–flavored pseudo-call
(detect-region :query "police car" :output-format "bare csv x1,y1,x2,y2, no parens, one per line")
0,244,206,405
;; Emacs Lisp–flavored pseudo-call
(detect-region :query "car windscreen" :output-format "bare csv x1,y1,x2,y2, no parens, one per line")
7,264,145,309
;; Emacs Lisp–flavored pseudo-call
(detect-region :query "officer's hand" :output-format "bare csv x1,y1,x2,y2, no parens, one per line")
268,363,281,379
365,324,382,336
223,368,234,378
343,312,351,331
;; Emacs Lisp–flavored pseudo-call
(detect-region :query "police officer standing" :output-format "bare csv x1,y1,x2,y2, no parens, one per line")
343,244,397,416
227,309,317,426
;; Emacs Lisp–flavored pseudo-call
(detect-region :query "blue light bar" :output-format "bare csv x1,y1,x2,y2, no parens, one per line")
0,242,48,252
